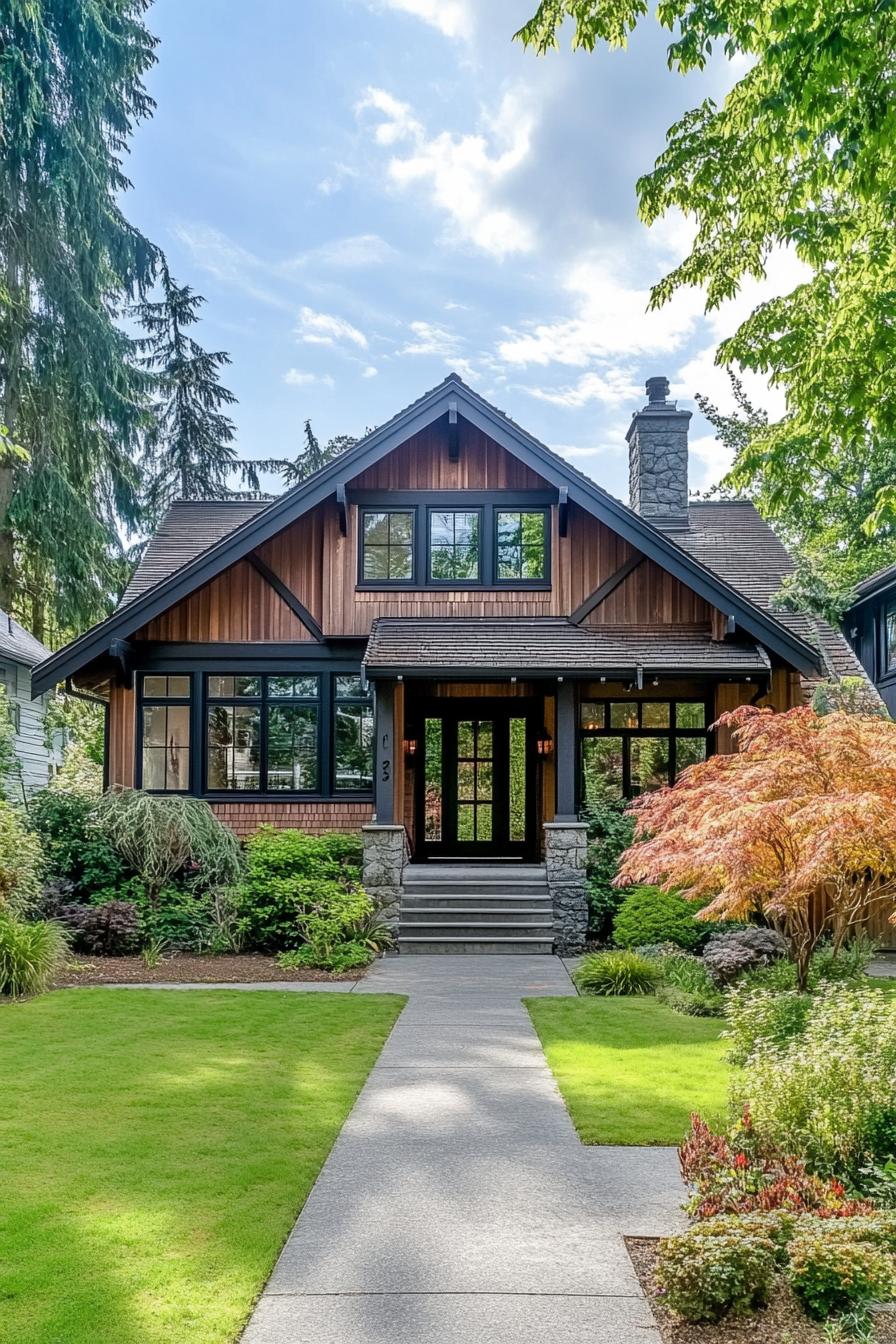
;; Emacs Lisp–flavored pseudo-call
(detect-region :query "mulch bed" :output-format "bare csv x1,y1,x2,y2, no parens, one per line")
52,952,367,987
627,1238,896,1344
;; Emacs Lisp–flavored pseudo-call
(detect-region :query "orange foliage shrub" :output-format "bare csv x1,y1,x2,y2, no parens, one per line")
616,706,896,988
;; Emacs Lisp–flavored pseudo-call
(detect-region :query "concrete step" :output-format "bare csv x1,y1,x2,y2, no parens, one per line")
401,906,552,923
401,896,552,913
400,936,554,954
403,882,550,899
401,920,553,938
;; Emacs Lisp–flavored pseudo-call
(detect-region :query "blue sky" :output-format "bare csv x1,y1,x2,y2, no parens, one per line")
127,0,800,501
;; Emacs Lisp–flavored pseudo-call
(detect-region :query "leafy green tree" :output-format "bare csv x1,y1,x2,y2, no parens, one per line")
134,266,261,525
697,374,896,621
516,0,896,533
0,1,161,637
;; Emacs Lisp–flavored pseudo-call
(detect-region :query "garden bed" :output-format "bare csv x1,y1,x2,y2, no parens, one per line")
52,952,369,986
627,1238,896,1343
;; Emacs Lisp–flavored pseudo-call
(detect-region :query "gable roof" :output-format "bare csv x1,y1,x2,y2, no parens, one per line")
32,373,822,695
0,612,51,668
120,500,267,607
850,557,896,605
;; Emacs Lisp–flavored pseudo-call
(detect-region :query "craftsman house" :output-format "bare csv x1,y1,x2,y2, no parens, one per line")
33,374,875,952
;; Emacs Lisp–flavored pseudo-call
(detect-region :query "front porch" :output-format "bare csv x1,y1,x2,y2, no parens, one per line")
359,615,791,954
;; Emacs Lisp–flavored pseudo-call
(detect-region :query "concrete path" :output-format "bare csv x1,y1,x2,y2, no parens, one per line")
241,954,684,1344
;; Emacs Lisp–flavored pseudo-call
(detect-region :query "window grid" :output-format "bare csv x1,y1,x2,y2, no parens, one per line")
360,509,415,583
578,698,709,801
495,510,548,582
428,509,481,583
139,674,192,794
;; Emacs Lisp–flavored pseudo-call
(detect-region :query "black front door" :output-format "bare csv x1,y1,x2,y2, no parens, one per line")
415,699,537,859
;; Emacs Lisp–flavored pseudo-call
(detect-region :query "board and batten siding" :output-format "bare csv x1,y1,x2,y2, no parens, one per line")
0,660,56,799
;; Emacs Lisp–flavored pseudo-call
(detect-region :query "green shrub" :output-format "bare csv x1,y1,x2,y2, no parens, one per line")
656,1223,776,1321
92,789,243,899
0,912,68,996
572,949,660,996
350,907,394,953
737,986,896,1182
277,941,373,973
740,938,875,995
581,793,636,940
136,887,215,952
0,801,43,915
787,1224,896,1319
689,1211,798,1266
236,827,363,950
651,949,726,1017
613,885,703,951
28,788,134,902
725,987,813,1066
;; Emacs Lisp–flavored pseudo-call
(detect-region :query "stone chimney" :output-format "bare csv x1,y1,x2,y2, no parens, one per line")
626,375,691,528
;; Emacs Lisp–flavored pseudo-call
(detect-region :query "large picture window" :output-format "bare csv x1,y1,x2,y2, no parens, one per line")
333,675,374,791
140,675,191,792
361,510,414,581
579,699,708,804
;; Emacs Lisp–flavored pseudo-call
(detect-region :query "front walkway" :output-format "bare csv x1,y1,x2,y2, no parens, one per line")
242,955,684,1344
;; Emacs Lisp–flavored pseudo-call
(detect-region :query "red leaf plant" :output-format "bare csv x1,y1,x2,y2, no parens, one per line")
615,706,896,989
680,1111,875,1220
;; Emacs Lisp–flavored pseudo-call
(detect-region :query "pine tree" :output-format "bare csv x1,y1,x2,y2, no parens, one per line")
135,267,256,524
0,1,161,636
255,422,357,489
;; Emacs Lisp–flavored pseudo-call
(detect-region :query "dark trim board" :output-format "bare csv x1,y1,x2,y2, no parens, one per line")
570,554,645,625
32,374,821,695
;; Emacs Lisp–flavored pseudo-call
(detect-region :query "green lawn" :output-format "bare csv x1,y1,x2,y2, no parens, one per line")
0,989,404,1344
526,995,729,1145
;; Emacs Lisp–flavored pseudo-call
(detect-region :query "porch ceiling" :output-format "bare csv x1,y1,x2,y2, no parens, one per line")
363,617,772,679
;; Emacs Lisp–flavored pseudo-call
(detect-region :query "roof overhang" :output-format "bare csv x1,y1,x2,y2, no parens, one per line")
32,375,821,696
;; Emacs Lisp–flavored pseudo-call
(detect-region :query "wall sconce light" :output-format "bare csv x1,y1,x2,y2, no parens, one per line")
403,738,417,759
536,729,553,757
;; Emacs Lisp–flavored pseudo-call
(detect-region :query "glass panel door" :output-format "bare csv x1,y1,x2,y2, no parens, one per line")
456,719,493,842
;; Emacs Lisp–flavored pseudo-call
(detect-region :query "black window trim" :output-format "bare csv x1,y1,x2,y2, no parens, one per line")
136,665,374,801
136,672,193,795
577,695,712,801
358,506,417,587
332,673,376,794
354,490,553,592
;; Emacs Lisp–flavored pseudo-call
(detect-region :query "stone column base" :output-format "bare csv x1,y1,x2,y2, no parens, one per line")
361,824,407,932
544,821,588,955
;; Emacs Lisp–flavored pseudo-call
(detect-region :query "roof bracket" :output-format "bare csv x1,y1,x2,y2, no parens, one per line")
558,486,569,538
109,638,134,689
336,482,347,537
447,399,459,462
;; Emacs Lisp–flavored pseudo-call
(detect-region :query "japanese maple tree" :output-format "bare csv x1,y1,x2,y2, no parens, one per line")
616,706,896,989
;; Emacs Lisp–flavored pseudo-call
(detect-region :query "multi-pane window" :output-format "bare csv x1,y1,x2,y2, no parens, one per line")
267,678,319,792
361,510,414,581
333,675,374,791
141,675,191,792
496,510,547,581
885,607,896,673
429,510,480,581
579,699,708,803
207,678,263,791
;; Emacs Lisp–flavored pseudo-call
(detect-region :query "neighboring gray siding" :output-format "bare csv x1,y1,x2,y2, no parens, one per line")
0,660,55,800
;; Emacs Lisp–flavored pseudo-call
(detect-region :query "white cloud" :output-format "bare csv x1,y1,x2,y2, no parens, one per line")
296,306,368,349
287,234,396,271
498,251,705,368
362,365,379,378
172,222,291,310
283,369,335,388
521,368,641,410
399,320,462,357
357,86,536,259
687,432,735,491
377,0,475,39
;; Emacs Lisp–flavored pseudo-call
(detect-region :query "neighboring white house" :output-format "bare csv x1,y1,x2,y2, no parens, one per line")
0,612,62,799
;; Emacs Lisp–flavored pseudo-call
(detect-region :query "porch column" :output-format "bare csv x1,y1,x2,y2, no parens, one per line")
555,679,577,821
373,680,394,824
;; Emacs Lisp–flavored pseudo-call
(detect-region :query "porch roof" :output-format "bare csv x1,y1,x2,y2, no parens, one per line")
363,618,772,679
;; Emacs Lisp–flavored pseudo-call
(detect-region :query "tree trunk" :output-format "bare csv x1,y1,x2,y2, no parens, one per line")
0,465,16,615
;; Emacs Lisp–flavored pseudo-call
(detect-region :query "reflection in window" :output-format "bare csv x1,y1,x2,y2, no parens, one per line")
333,675,373,791
361,510,414,581
630,736,670,795
267,705,318,791
675,736,706,777
208,675,260,698
141,674,191,792
509,717,527,842
496,511,547,580
424,718,442,842
887,608,896,672
207,704,261,791
581,736,624,804
429,510,480,581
